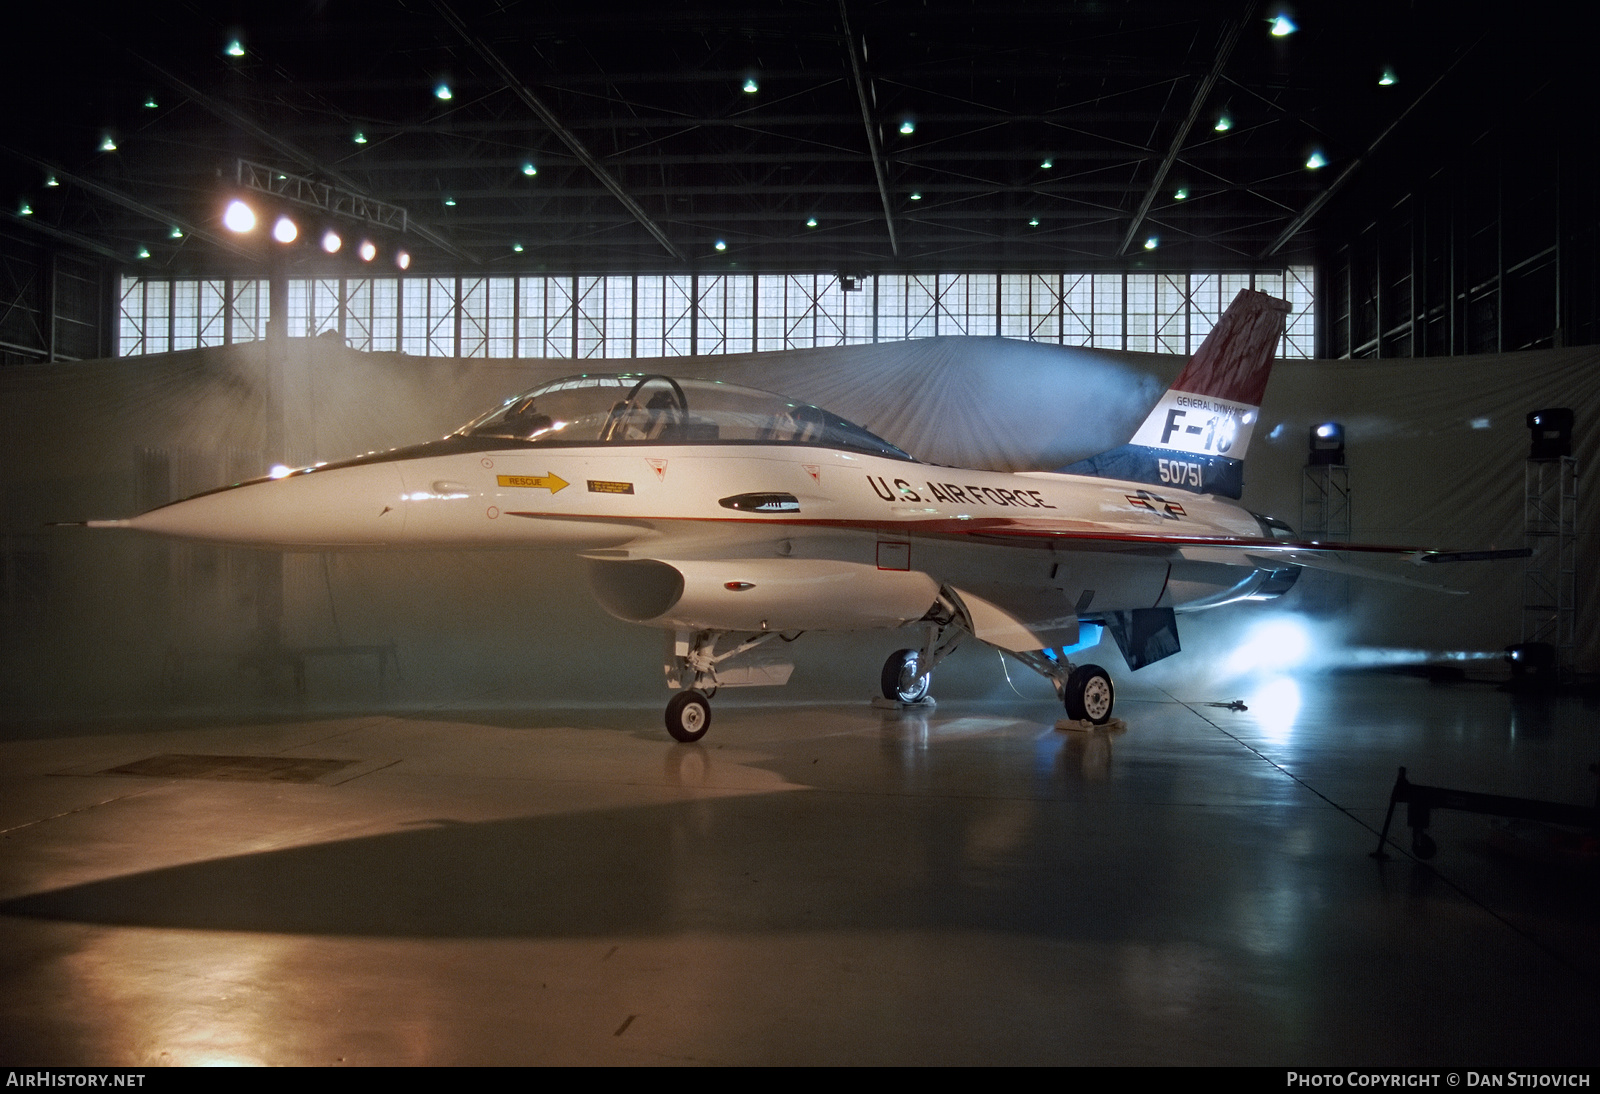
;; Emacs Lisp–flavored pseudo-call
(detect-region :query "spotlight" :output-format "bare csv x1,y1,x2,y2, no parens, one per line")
321,229,342,254
395,250,411,271
1526,408,1573,459
272,216,298,244
1308,422,1345,465
358,240,376,262
223,200,256,233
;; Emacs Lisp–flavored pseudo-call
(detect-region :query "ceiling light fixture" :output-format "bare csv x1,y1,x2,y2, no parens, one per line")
806,216,818,228
522,162,537,177
1040,158,1053,169
1305,150,1327,169
1174,187,1189,200
222,200,256,233
1028,217,1040,227
1214,114,1232,132
19,202,32,216
743,77,758,93
143,96,158,109
396,250,410,270
1144,236,1159,250
1269,14,1297,36
434,82,452,101
272,216,298,244
322,229,342,254
1379,67,1397,86
98,134,117,152
714,239,727,252
899,119,915,135
359,240,376,262
353,131,368,144
512,243,524,252
224,38,245,58
45,174,59,187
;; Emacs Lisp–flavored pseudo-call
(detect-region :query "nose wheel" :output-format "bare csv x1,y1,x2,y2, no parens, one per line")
1064,664,1115,724
881,648,931,703
665,689,712,742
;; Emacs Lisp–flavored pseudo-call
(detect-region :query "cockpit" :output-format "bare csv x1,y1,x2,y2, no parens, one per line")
457,373,914,461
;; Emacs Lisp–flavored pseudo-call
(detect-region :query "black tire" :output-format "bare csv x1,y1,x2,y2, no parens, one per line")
1064,664,1115,724
665,689,712,743
880,648,931,703
1411,830,1438,860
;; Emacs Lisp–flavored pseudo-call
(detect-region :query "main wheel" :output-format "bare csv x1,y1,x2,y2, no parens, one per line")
880,649,931,703
1064,664,1115,724
665,689,712,743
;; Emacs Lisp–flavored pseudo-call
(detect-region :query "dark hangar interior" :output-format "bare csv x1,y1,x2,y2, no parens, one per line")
1,1,1596,1067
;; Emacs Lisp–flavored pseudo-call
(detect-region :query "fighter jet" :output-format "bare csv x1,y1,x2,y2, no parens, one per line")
82,289,1520,741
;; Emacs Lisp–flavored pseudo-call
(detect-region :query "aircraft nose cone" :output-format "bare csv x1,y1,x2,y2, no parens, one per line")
125,462,407,547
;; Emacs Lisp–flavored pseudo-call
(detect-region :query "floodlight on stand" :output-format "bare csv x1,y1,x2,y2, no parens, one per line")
223,199,256,233
272,216,298,244
358,240,376,262
1308,422,1345,465
321,229,342,254
1526,408,1573,459
395,250,410,271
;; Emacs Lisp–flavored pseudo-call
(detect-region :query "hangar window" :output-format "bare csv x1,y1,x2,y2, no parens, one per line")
116,267,1315,359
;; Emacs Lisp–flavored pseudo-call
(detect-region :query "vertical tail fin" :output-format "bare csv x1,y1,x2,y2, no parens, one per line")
1060,288,1290,498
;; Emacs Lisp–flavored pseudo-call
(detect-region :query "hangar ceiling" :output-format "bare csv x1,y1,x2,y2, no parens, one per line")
0,2,1535,278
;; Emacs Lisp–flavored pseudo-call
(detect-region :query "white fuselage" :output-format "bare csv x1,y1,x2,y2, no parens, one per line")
121,442,1284,639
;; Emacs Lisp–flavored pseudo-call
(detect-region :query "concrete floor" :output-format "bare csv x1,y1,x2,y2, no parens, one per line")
1,672,1596,1066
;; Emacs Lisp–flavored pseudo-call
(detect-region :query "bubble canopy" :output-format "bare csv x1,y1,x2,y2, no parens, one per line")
457,373,914,460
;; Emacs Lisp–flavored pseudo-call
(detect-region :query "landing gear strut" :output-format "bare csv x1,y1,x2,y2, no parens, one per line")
661,628,793,743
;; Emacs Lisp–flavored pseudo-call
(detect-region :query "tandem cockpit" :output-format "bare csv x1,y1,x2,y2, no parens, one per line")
457,373,915,460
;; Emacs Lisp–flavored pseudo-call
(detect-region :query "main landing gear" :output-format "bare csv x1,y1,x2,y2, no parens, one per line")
1008,649,1117,725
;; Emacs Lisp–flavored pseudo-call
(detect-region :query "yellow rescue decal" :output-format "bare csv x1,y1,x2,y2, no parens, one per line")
496,473,569,493
587,479,634,495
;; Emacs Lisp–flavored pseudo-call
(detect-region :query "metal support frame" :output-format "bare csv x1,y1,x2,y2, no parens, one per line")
1300,462,1352,612
131,52,473,265
430,0,684,264
1521,455,1578,677
838,0,899,257
236,161,408,234
1117,6,1251,257
1371,766,1597,861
